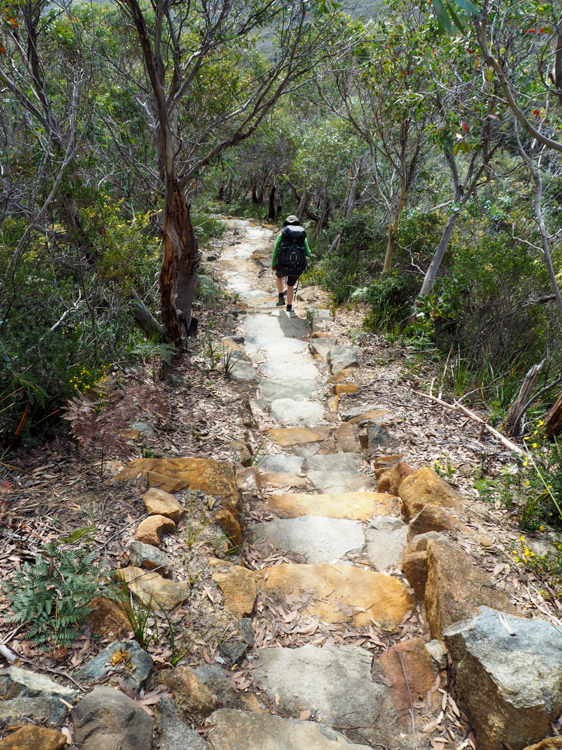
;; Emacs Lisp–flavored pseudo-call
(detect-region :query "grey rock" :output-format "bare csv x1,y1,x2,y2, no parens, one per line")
258,379,321,403
444,606,562,750
207,708,371,749
229,360,257,382
307,471,374,494
310,338,337,360
219,618,255,665
311,307,332,320
129,541,172,574
258,362,319,381
230,335,245,344
156,695,207,750
294,443,321,457
72,686,153,750
251,516,364,563
76,641,152,691
260,455,304,474
365,521,408,571
242,312,309,339
369,515,405,531
270,399,324,427
132,421,155,435
193,664,234,708
341,404,387,422
327,345,359,375
367,422,393,453
224,314,237,333
238,618,255,646
305,453,362,472
425,639,448,670
0,666,77,725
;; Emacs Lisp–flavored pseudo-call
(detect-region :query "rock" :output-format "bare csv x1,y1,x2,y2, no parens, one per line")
269,427,330,446
0,666,77,725
229,360,258,381
257,471,309,489
236,467,262,500
115,457,239,514
349,408,389,425
399,467,463,520
87,596,132,639
264,491,399,520
259,455,304,473
307,470,374,493
333,383,359,395
207,708,371,749
132,421,155,435
341,404,388,423
251,516,365,564
327,395,339,413
326,368,357,384
260,362,319,381
0,726,67,750
214,508,242,546
365,516,408,570
193,664,234,708
327,345,359,374
425,536,518,639
333,423,362,453
258,379,321,403
135,514,176,546
72,686,153,750
425,639,448,670
116,566,190,610
444,607,562,750
257,563,413,628
270,399,325,427
155,695,207,750
160,666,216,717
407,503,467,542
76,640,152,691
142,487,186,522
129,541,172,575
366,422,393,453
304,453,362,472
310,337,337,359
523,740,562,750
377,462,414,495
220,619,254,664
401,531,444,600
212,564,257,617
380,637,436,718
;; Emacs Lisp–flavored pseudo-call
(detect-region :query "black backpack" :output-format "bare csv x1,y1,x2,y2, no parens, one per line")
276,225,308,277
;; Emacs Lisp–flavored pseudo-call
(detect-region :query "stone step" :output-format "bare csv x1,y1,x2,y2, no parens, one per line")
263,491,399,520
306,471,374,493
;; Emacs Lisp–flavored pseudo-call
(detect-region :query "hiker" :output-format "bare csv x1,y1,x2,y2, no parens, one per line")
272,215,312,312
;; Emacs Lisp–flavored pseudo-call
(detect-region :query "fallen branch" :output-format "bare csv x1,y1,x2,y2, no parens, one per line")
413,391,525,456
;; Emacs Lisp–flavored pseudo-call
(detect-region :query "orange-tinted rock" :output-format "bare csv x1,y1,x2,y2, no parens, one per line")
256,471,308,489
333,383,359,395
377,462,414,495
334,423,362,453
326,368,356,384
327,395,339,413
160,666,216,716
87,596,131,640
401,531,444,600
135,515,175,546
407,503,468,542
115,457,239,513
214,508,242,546
116,566,190,609
268,427,330,447
264,491,399,520
212,564,257,618
143,487,186,522
0,726,67,750
399,467,463,520
380,637,436,718
523,739,562,750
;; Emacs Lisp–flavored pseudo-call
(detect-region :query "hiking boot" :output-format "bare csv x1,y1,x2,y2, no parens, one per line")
286,304,293,313
276,293,285,307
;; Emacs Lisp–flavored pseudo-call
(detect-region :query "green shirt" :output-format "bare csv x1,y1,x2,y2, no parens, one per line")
272,232,312,267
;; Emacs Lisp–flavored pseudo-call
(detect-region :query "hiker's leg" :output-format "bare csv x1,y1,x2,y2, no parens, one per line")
286,284,294,305
276,275,285,294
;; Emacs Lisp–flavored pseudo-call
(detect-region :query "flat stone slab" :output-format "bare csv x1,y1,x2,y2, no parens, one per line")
269,427,331,446
310,338,337,360
229,360,258,382
0,666,77,725
365,517,408,571
254,644,388,728
116,566,190,610
307,471,374,493
264,492,400,520
259,455,304,474
341,404,388,422
259,362,319,381
208,708,371,749
76,641,152,691
259,379,321,403
305,453,362,472
257,563,413,628
270,399,325,427
258,471,309,489
247,337,310,361
251,517,364,563
327,345,359,374
242,313,309,339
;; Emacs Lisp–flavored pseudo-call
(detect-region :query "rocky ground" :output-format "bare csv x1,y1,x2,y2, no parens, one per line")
1,219,562,750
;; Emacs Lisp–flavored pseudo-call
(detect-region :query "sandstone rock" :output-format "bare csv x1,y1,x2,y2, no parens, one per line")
256,471,309,489
326,367,356,384
142,487,186,522
399,467,463,520
366,421,393,453
258,379,321,403
327,395,339,413
155,695,207,750
407,503,467,542
269,427,330,446
425,639,448,670
229,360,258,381
426,536,518,639
310,337,337,359
400,531,444,600
76,640,152,691
260,455,304,473
365,516,408,570
115,457,239,513
0,666,77,725
333,383,359,395
207,708,371,749
377,462,414,495
444,607,562,750
270,398,324,427
72,686,152,750
212,564,257,618
193,664,235,708
160,665,216,716
256,563,413,628
264,491,399,520
128,541,172,574
523,739,562,750
214,508,242,546
380,637,436,718
327,345,359,374
135,514,176,546
333,423,362,453
87,596,132,639
305,452,362,472
235,467,262,500
116,566,190,609
0,726,67,750
341,404,387,422
307,470,374,493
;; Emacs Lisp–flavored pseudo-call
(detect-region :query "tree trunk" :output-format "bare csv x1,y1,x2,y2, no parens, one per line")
504,359,545,436
267,185,277,221
317,196,330,232
419,211,460,297
382,189,407,272
296,191,311,221
546,391,562,439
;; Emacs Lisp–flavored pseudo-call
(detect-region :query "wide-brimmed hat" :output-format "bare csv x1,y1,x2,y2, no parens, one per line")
283,215,300,226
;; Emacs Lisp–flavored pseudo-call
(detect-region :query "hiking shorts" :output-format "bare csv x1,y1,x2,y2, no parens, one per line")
276,271,299,287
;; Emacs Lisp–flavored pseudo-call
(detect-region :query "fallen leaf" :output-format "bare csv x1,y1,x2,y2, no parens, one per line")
299,710,311,720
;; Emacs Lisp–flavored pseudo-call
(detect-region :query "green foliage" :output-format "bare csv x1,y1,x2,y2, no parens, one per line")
3,541,109,648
